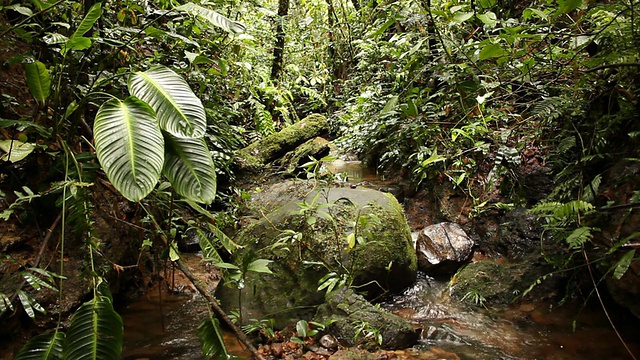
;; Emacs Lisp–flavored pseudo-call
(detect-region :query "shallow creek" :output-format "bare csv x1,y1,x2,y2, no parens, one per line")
120,162,640,359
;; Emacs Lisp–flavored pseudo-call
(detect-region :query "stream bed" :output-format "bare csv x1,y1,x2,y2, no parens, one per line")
119,161,640,359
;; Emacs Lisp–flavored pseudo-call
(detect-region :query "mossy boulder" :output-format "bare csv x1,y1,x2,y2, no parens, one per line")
449,257,558,305
217,185,417,328
314,288,418,350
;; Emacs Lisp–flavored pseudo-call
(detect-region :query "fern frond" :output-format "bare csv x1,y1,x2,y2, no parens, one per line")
565,226,594,248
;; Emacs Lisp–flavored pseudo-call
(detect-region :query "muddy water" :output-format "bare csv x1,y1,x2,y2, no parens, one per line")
119,288,251,360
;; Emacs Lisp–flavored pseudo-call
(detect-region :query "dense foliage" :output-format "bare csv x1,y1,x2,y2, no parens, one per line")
0,0,638,357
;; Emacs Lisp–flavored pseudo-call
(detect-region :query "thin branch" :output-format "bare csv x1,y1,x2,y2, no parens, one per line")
584,62,640,73
143,210,265,360
582,247,638,360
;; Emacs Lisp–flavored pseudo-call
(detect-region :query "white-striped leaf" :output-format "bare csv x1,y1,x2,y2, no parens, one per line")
163,134,216,204
176,2,246,34
93,97,164,202
128,65,206,138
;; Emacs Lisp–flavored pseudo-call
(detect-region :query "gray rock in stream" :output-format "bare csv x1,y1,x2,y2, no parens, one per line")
314,287,418,350
416,222,474,275
217,183,417,328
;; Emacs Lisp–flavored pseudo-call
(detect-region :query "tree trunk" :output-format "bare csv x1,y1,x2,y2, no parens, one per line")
270,0,290,81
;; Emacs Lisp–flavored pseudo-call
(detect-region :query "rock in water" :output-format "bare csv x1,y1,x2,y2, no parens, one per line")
314,287,418,350
416,222,474,275
217,184,417,328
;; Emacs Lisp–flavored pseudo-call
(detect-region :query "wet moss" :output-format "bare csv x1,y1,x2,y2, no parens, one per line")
217,186,417,328
240,113,328,164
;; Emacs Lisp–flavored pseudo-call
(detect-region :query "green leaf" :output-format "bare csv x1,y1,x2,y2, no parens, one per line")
565,226,592,248
346,233,356,249
163,134,217,204
177,2,246,34
93,97,164,202
64,37,92,51
453,11,474,23
476,11,497,26
296,320,309,337
71,2,102,38
195,228,225,263
185,51,213,65
129,65,206,138
613,250,635,280
556,0,582,15
421,148,446,167
380,95,399,115
169,242,180,261
62,292,123,360
0,140,37,163
16,330,65,360
0,118,51,136
0,291,13,313
25,61,50,102
17,290,46,319
213,262,240,270
247,259,273,274
370,18,396,38
479,43,508,60
198,317,230,359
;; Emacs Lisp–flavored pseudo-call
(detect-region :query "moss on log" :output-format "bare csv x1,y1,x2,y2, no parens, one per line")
236,114,328,169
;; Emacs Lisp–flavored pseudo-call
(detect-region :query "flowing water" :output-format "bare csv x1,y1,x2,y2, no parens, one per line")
120,161,640,359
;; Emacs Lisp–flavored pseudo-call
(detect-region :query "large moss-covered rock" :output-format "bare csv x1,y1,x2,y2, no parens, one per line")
217,185,417,328
314,288,418,350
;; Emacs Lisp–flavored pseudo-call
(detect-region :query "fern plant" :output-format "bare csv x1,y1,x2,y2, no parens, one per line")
93,65,217,204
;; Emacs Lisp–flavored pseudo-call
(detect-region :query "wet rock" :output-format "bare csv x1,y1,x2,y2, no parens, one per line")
604,255,640,318
449,258,558,305
314,288,418,350
320,334,339,349
218,184,417,328
416,222,474,275
277,137,332,174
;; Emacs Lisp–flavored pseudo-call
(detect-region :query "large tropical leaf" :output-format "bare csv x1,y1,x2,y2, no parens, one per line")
176,2,246,34
16,330,65,360
163,134,216,204
62,2,102,53
25,61,51,102
198,317,231,360
93,97,164,202
71,2,102,38
62,295,123,360
128,65,206,138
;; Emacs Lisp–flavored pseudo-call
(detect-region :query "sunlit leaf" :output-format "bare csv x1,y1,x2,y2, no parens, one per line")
177,2,246,34
93,97,164,202
479,43,508,60
71,2,102,38
17,290,45,319
25,61,50,102
129,65,206,138
0,140,37,163
163,134,216,204
453,11,474,23
247,259,273,274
